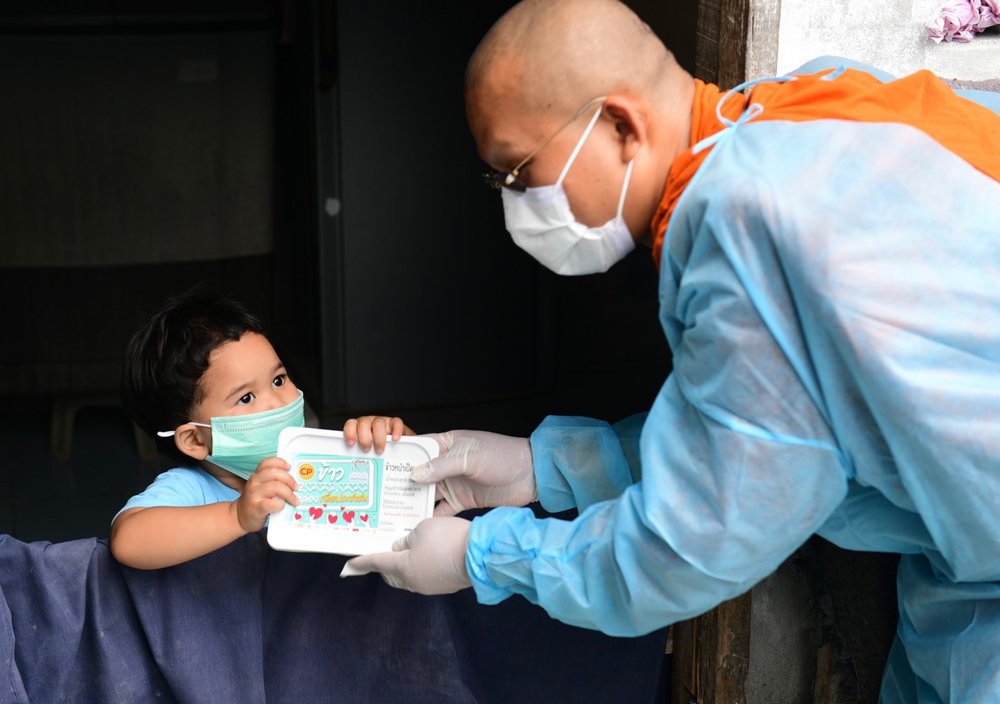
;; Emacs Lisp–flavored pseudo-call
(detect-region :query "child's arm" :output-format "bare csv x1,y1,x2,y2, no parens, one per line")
110,458,299,570
343,415,416,454
110,502,248,570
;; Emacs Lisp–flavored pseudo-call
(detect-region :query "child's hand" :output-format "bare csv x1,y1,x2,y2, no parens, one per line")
234,457,300,532
343,416,415,454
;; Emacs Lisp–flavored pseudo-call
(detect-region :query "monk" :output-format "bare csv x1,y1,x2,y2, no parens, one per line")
345,2,1000,701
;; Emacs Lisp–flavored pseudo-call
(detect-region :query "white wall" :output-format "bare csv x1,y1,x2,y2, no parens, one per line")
776,0,1000,81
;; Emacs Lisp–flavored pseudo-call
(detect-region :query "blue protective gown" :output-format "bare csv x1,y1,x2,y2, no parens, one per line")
465,60,1000,703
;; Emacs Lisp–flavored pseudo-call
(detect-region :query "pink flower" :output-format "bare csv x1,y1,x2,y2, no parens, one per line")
925,0,1000,42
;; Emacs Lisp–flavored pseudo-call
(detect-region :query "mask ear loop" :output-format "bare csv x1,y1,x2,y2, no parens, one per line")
615,160,634,219
157,422,210,438
601,158,637,253
156,390,304,437
555,105,605,188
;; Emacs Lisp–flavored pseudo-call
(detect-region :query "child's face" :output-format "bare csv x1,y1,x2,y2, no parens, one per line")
193,332,300,435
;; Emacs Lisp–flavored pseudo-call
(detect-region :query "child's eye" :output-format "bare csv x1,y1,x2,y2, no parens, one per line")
238,392,255,405
273,374,286,388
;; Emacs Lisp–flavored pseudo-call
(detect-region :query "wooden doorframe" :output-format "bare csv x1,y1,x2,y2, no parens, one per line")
671,592,753,704
695,0,780,89
674,9,780,698
669,5,785,701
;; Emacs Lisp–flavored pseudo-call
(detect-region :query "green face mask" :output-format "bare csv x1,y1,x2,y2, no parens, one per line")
158,390,305,480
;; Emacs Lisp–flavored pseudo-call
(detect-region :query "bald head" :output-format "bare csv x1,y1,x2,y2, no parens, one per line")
466,0,685,121
467,0,695,243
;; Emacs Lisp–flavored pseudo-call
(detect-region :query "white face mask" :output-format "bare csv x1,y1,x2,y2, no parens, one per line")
501,106,635,276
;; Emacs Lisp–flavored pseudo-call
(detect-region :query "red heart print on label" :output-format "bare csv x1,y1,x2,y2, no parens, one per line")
328,514,337,524
294,513,302,521
309,506,323,521
354,460,367,471
360,514,368,523
343,511,355,524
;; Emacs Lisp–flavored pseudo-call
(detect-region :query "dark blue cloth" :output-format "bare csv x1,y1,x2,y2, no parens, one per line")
0,533,668,703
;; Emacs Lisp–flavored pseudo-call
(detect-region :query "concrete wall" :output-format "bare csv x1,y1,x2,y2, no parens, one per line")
776,0,1000,80
745,559,821,704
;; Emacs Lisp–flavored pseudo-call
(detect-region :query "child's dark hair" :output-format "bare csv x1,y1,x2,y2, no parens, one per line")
121,288,266,465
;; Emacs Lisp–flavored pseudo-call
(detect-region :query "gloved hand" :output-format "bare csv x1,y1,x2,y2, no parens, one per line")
340,517,473,594
412,430,538,516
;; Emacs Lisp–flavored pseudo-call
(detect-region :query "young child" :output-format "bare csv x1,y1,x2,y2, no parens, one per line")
112,289,413,569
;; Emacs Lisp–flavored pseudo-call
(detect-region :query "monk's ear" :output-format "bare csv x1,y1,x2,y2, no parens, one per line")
173,423,210,461
603,94,647,162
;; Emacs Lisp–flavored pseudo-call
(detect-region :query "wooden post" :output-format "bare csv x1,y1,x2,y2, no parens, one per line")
695,0,780,88
673,4,782,701
671,591,753,704
745,0,780,82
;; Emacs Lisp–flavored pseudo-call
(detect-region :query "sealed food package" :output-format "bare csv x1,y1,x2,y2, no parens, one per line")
267,428,438,555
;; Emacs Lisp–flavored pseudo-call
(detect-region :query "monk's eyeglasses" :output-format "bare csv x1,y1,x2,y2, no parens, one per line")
481,96,607,192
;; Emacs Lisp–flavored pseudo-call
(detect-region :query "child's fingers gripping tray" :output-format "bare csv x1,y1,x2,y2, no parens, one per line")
267,428,438,556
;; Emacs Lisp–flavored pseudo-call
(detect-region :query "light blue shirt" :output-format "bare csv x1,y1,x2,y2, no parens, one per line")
114,467,240,523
